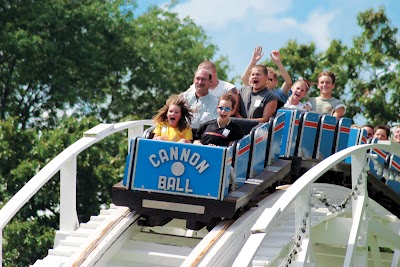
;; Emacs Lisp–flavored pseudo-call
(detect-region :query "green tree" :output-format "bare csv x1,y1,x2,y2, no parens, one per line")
1,115,127,266
105,6,222,121
0,0,137,129
1,2,230,265
344,8,400,125
263,8,399,126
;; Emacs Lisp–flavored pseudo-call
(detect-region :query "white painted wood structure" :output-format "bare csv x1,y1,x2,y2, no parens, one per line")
0,120,399,267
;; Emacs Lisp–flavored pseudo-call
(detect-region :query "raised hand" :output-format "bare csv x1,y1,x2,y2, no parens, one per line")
251,45,264,64
270,50,281,63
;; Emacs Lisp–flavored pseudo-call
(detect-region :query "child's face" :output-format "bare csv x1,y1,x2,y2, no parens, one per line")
217,100,233,123
374,129,388,140
318,75,335,97
290,81,307,100
167,104,182,128
249,67,267,91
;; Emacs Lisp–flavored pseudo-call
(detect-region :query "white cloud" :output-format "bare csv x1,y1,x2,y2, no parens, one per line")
255,10,337,50
300,9,337,50
170,0,337,51
171,0,292,29
165,0,345,81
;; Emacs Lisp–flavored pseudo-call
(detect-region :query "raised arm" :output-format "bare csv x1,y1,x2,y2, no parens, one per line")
241,46,264,86
270,50,292,95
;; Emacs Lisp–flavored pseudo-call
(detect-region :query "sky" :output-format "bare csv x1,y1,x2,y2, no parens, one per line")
134,0,400,85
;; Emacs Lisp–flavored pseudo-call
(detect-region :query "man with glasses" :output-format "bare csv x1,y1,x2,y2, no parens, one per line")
241,46,292,103
185,60,240,116
181,68,219,128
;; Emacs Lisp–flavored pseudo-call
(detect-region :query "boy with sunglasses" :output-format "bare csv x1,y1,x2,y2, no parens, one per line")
194,94,244,146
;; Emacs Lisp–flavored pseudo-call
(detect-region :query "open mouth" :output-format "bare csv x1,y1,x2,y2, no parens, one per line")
168,117,177,124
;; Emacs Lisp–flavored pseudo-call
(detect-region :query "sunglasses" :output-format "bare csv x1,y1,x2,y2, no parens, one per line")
217,106,232,112
268,78,274,82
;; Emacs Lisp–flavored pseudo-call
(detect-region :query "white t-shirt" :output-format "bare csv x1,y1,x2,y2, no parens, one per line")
188,80,235,98
284,100,312,110
180,91,219,128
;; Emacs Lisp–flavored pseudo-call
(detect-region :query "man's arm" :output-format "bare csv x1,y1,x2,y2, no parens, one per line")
270,50,292,95
241,46,263,86
250,100,277,123
333,107,345,119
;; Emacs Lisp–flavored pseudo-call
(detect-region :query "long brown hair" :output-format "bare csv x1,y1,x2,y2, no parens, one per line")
153,94,193,131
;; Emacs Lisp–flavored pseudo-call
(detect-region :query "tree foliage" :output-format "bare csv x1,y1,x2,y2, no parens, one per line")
1,3,399,267
1,115,127,266
0,0,137,129
104,6,220,121
263,7,399,126
344,8,400,125
1,1,228,265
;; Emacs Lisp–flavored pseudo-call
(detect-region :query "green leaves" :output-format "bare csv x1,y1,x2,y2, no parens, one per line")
106,7,219,120
345,7,400,125
269,7,399,126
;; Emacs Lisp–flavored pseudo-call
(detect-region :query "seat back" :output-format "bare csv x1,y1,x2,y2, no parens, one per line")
233,134,252,188
265,112,285,166
277,109,302,157
344,128,367,163
249,122,269,178
332,117,352,154
143,125,156,139
294,112,320,159
313,115,337,160
230,118,259,135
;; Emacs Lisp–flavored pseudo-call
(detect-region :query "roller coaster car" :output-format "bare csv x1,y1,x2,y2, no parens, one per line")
112,116,292,230
112,110,400,228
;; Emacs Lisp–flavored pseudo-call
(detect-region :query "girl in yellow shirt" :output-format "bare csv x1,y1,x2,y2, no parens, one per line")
153,94,193,143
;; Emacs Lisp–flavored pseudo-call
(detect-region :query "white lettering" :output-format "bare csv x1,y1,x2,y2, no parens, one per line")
158,176,166,190
159,149,168,163
170,147,178,161
149,154,160,167
157,176,193,193
166,177,176,190
196,160,210,173
149,147,210,174
175,178,184,191
185,179,193,193
180,148,190,162
189,153,200,166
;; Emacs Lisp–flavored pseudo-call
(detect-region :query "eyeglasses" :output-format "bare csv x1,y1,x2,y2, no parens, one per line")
217,106,232,112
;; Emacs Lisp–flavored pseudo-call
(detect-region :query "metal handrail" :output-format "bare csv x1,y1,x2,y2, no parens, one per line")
233,141,400,266
0,119,153,266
